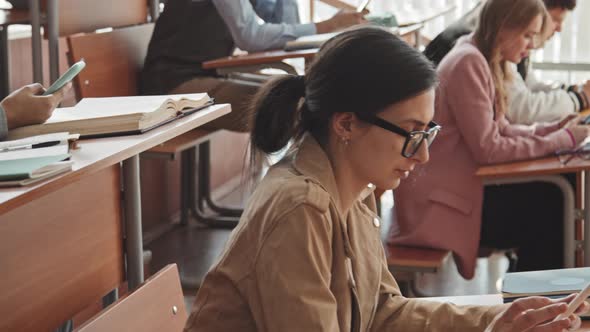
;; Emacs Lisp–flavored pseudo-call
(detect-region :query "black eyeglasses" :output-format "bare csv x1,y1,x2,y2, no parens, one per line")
357,113,441,158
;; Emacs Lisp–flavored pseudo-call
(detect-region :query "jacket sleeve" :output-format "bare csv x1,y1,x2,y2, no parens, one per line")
252,204,340,331
506,65,576,125
212,0,315,52
0,105,7,140
370,247,505,332
442,52,572,165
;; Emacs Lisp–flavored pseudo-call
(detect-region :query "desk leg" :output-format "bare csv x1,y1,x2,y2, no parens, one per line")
29,0,42,83
123,155,144,290
0,26,9,99
414,28,421,49
47,0,59,83
584,171,590,266
484,175,575,268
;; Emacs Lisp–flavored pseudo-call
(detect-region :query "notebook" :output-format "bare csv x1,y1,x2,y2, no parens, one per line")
0,154,72,187
7,93,213,140
503,268,590,300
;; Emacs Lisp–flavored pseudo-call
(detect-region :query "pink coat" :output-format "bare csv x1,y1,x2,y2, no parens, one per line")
388,36,572,279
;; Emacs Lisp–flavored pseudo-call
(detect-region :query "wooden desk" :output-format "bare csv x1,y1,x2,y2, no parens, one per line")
0,8,30,98
203,24,423,75
396,4,457,48
0,104,230,332
477,156,590,268
423,294,590,330
397,5,457,27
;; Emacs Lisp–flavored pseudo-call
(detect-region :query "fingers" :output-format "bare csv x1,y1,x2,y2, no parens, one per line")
512,303,568,331
530,317,572,332
503,297,553,321
568,315,581,330
574,301,590,315
24,83,45,95
49,82,71,102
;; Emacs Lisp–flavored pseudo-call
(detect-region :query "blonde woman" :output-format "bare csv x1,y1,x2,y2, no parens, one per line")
390,0,590,280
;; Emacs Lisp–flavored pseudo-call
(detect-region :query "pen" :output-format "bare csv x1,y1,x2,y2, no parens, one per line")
0,140,61,152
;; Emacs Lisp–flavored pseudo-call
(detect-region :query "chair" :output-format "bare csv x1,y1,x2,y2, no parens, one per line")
66,23,240,227
73,264,187,332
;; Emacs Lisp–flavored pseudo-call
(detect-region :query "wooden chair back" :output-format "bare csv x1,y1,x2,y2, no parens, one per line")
66,23,154,98
42,0,148,36
74,264,187,332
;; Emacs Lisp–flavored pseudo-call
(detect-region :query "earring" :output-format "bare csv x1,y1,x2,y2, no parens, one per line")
341,136,350,146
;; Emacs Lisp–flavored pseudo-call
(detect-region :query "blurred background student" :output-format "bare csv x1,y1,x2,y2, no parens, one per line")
141,0,365,132
390,0,590,280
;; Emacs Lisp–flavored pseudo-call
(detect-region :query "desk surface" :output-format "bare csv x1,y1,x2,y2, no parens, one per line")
0,103,231,214
476,156,590,179
203,48,317,70
0,8,29,27
203,24,423,70
423,294,590,330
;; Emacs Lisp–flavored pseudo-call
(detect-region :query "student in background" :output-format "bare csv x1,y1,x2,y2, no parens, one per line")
0,83,69,140
184,27,586,332
390,0,590,280
508,0,590,124
425,0,588,124
141,0,365,132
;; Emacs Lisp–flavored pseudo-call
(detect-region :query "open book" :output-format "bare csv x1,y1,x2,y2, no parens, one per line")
7,93,213,140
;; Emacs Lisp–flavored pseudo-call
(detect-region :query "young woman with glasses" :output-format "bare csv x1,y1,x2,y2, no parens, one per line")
390,0,590,281
183,27,585,332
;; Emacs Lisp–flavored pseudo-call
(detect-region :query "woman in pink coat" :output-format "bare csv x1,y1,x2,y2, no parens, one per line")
389,0,590,279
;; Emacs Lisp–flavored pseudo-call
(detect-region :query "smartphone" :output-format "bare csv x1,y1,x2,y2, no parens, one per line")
356,0,371,13
42,59,86,96
582,115,590,125
555,282,590,321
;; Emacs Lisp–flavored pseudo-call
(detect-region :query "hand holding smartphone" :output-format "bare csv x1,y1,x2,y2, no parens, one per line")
42,59,86,96
555,282,590,322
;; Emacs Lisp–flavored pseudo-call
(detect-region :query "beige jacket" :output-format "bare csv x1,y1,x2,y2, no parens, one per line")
185,135,504,331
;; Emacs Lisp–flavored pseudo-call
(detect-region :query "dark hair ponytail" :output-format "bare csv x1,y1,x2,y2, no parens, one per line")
250,75,305,154
250,26,437,158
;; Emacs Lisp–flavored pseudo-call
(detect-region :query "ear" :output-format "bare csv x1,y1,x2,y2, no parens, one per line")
331,112,356,140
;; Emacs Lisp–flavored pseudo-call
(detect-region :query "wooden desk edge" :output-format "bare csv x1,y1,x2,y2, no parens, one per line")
0,104,230,215
203,49,317,70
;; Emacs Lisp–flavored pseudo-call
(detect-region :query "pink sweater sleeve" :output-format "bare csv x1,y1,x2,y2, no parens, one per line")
442,52,572,165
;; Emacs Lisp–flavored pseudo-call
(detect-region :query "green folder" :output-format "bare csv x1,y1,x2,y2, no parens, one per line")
0,154,71,181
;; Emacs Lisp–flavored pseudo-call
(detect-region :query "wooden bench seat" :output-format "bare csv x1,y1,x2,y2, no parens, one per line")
145,129,216,157
386,244,451,274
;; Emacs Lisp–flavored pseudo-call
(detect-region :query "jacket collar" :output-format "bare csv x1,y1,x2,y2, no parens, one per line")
292,134,342,208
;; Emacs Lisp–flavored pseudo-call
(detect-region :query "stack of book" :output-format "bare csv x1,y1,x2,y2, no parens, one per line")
0,132,77,187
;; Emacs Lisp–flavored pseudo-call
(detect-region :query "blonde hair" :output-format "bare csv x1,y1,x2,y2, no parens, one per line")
473,0,547,115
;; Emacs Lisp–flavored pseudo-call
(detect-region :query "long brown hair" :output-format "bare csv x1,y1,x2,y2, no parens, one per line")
473,0,547,115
